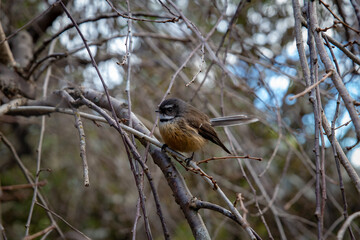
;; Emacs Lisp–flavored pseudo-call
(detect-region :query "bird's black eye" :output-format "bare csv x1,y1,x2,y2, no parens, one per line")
163,104,174,113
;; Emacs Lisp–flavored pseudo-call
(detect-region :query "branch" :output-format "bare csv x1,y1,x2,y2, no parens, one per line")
0,181,47,191
0,22,16,66
24,40,55,237
190,199,261,240
73,108,90,187
23,225,55,240
288,70,333,100
35,201,91,240
197,155,262,165
337,211,360,240
0,98,28,115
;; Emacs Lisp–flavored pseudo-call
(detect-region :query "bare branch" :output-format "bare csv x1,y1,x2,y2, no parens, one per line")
0,22,16,66
288,70,333,100
337,211,360,240
35,201,91,240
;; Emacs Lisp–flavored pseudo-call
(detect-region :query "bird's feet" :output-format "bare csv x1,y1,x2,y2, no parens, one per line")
185,152,195,166
161,144,168,152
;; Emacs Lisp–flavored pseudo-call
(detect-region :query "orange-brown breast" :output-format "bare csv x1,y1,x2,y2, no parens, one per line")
159,118,206,153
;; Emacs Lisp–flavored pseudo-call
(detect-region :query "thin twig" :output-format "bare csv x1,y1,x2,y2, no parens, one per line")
73,108,90,187
0,22,16,66
0,181,47,191
56,88,90,187
258,132,282,177
288,70,333,100
160,42,203,102
337,211,360,240
260,150,292,215
35,201,91,240
24,39,56,237
131,198,141,240
234,193,248,221
123,0,134,141
284,178,316,210
317,86,327,240
23,225,55,240
197,155,262,165
0,223,7,240
185,43,205,87
190,199,239,223
319,0,360,34
106,0,179,23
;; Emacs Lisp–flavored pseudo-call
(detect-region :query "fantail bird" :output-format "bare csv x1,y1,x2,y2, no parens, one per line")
156,98,258,162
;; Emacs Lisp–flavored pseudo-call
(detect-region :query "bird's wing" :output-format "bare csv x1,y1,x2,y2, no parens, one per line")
197,123,231,154
185,109,231,154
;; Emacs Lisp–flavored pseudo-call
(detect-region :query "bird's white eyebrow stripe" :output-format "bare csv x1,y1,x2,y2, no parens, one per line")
164,104,174,108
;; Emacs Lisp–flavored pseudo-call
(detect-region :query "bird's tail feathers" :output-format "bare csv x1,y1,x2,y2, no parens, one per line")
210,115,258,127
